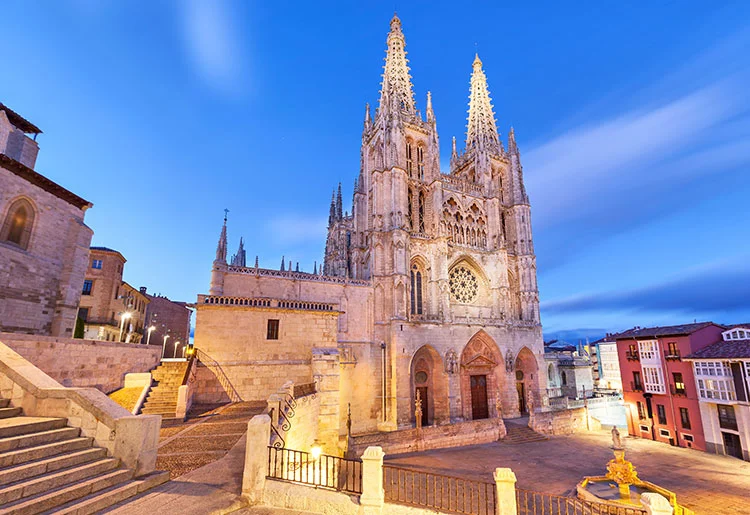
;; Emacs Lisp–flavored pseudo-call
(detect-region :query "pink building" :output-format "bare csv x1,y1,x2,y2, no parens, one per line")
616,322,724,451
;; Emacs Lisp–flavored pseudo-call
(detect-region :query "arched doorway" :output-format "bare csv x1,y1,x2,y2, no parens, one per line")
410,345,448,426
514,347,539,415
460,331,505,420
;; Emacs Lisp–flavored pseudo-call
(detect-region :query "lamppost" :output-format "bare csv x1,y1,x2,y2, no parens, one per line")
173,341,180,359
162,334,170,359
118,312,132,342
146,325,156,345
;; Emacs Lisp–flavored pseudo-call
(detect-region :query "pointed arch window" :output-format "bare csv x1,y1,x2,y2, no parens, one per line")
418,191,425,233
1,198,35,250
410,264,424,315
417,145,425,180
407,188,413,230
406,142,413,176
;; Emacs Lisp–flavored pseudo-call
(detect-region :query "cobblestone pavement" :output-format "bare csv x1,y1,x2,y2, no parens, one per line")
385,430,750,515
157,402,266,479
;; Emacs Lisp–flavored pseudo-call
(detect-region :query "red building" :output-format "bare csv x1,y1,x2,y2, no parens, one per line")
616,322,724,451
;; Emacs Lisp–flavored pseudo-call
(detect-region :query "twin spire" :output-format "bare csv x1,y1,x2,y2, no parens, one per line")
376,15,504,155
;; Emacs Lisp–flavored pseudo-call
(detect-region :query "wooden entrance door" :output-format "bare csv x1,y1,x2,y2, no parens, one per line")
470,375,488,420
416,387,428,427
723,431,743,459
517,381,526,414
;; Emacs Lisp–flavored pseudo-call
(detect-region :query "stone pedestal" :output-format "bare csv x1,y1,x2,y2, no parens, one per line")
242,415,271,505
640,493,673,515
360,446,385,514
493,467,517,515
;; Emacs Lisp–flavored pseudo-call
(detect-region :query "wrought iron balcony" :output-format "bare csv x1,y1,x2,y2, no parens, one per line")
625,350,640,361
670,384,687,396
630,381,644,392
664,349,682,361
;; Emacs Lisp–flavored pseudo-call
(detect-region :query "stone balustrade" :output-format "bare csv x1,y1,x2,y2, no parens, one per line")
198,295,338,312
225,266,371,287
441,174,485,196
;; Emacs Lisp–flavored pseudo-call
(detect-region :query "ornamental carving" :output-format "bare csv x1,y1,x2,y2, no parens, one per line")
449,265,478,304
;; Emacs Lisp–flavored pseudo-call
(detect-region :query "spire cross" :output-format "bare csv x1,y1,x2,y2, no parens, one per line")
223,208,229,222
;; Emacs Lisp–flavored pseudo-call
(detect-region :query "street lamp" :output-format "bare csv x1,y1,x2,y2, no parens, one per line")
118,312,132,342
146,325,156,345
173,341,181,359
162,334,170,359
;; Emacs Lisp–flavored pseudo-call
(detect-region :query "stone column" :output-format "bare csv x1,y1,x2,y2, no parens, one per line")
242,414,271,505
640,493,673,515
360,446,385,514
493,467,517,515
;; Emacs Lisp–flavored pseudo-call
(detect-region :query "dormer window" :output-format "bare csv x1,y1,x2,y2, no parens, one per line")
722,327,750,341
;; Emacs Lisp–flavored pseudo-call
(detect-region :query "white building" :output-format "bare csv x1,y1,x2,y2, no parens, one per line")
597,340,623,392
685,325,750,461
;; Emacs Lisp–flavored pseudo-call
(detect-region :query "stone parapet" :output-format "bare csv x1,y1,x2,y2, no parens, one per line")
0,341,159,476
530,406,601,435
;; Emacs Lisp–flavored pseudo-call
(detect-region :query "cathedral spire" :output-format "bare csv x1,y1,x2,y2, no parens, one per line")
336,183,343,220
426,91,435,123
508,126,518,154
214,212,228,264
465,54,500,153
328,191,336,227
230,237,246,267
280,256,285,271
363,103,372,130
378,14,416,116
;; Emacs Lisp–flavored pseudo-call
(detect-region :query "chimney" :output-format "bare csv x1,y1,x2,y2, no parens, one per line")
139,286,147,295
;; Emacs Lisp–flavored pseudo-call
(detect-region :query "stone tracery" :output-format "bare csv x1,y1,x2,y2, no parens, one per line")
442,197,488,249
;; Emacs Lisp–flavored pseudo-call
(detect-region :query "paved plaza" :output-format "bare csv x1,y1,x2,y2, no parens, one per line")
385,429,750,515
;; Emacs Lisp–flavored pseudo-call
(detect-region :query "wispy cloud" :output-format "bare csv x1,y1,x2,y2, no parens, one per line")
180,0,246,94
267,215,328,245
542,256,750,317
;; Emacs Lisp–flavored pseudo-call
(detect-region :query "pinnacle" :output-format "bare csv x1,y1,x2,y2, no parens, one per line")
473,53,482,69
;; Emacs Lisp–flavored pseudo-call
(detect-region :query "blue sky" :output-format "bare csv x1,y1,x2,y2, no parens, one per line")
4,2,750,340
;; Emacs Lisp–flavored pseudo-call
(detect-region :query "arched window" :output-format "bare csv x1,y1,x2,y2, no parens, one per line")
418,191,425,233
548,364,555,382
407,188,413,229
561,371,567,386
410,264,424,315
406,142,413,176
1,198,35,250
417,145,425,180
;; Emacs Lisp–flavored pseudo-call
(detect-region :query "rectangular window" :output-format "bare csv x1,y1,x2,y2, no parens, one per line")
638,340,659,361
673,372,686,395
266,319,279,340
632,371,643,391
82,280,93,295
637,401,646,420
92,259,103,269
680,407,691,429
642,365,665,394
717,404,738,431
77,307,89,321
657,404,667,425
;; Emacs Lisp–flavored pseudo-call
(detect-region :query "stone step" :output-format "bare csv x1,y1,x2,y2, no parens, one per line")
0,468,133,515
0,458,120,505
0,418,68,440
140,409,176,416
0,447,107,486
0,400,9,409
49,470,170,515
143,400,177,407
0,408,22,420
501,426,548,444
0,428,81,454
0,437,93,469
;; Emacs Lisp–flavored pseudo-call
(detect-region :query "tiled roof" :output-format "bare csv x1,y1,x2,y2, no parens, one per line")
0,103,42,134
614,322,718,340
0,154,91,210
686,340,750,360
90,246,119,253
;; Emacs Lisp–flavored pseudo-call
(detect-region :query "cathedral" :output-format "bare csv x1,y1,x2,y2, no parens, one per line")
194,15,546,445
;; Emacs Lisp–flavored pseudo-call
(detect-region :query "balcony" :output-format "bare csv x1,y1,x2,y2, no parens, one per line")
630,381,644,392
665,349,682,361
670,384,687,397
626,350,640,361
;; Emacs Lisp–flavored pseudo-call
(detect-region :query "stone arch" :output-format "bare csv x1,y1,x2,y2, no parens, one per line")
410,345,448,426
394,280,406,319
448,256,489,306
514,347,539,415
459,330,506,420
1,196,37,250
409,255,429,318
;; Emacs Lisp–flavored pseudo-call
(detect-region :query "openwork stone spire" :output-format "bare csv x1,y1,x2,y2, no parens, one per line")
378,14,416,116
215,213,228,263
465,54,500,153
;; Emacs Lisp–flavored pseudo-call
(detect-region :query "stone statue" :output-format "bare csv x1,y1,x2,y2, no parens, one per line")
526,390,534,413
611,426,623,450
444,349,458,374
505,349,514,372
415,390,423,430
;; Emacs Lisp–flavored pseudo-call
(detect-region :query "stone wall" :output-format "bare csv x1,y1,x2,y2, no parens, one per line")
0,333,161,393
530,407,601,436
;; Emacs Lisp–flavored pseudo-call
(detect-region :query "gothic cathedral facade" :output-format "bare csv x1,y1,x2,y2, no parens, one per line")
196,15,546,440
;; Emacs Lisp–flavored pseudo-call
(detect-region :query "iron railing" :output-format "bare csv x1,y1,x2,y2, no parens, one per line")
516,489,646,515
194,349,242,402
383,465,495,515
293,382,317,398
267,446,362,494
625,350,640,361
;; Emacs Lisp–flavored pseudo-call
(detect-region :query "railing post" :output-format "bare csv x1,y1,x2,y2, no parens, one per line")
242,414,271,505
640,493,673,515
360,446,385,514
493,468,517,515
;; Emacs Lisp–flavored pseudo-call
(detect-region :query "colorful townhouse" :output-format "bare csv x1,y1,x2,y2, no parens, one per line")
684,324,750,461
616,322,724,451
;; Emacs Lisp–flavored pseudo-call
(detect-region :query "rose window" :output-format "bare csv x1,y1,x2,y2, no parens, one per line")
449,266,478,304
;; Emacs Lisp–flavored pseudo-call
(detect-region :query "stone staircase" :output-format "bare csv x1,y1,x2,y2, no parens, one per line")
501,420,548,444
140,361,189,419
0,398,169,514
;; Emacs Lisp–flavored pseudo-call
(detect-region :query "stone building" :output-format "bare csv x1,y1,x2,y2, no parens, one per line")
140,287,192,354
0,103,93,336
78,247,149,342
592,336,623,392
195,15,545,441
544,342,595,400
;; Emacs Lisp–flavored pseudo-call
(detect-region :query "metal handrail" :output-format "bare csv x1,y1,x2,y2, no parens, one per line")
194,348,242,402
516,488,647,515
267,446,362,494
